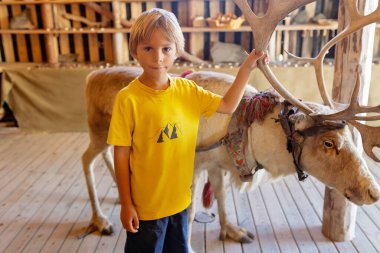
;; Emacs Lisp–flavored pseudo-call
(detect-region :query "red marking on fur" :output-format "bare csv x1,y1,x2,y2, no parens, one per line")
202,180,214,209
180,70,193,78
238,92,279,127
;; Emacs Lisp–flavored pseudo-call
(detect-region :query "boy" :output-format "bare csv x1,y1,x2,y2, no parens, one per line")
107,8,266,253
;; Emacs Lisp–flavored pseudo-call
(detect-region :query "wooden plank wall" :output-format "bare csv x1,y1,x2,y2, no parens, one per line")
0,1,181,64
0,0,377,64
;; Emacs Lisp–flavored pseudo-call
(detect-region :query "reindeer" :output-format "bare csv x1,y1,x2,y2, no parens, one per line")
81,0,380,250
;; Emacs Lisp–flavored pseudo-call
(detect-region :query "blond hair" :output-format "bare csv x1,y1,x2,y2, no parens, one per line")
129,8,185,59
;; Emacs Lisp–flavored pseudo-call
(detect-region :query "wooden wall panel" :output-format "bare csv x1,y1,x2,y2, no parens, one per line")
55,4,71,57
240,0,252,52
189,0,205,59
0,0,377,65
177,0,187,26
85,6,99,63
0,4,15,62
224,0,235,44
71,4,85,62
29,5,42,62
101,2,113,63
301,2,316,58
209,0,220,47
146,2,156,10
374,29,380,59
11,5,28,62
287,13,299,58
41,3,59,63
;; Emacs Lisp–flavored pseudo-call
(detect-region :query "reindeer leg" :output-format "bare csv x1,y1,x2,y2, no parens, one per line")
187,167,202,253
208,168,254,243
82,143,113,235
102,146,116,182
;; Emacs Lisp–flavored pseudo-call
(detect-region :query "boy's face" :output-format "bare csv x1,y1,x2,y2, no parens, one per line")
135,29,177,76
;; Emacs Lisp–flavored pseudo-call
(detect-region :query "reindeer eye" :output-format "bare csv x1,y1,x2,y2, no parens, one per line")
324,140,334,148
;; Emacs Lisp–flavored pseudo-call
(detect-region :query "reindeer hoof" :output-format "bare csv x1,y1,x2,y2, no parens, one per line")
247,231,255,240
101,225,114,235
240,234,254,243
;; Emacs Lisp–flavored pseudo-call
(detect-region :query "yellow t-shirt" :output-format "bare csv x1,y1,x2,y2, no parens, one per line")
107,76,222,220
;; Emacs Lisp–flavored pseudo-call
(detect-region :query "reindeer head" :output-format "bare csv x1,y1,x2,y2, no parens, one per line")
233,0,380,204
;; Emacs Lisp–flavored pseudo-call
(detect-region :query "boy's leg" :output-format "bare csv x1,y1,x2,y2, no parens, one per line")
163,209,189,253
125,217,168,253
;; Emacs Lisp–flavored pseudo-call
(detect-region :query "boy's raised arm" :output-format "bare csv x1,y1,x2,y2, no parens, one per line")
217,50,266,114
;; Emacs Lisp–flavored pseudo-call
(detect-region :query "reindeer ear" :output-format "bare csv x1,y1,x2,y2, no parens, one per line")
289,112,305,123
289,112,313,131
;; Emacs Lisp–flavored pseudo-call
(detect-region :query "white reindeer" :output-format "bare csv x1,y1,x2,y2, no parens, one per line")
81,0,380,251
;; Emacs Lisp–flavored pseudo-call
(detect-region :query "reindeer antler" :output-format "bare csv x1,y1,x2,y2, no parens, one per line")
349,120,380,162
232,0,380,162
232,0,317,113
285,1,380,160
287,0,380,112
328,68,380,163
312,67,380,121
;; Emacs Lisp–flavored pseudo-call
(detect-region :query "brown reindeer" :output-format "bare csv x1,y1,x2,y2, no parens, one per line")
81,0,380,251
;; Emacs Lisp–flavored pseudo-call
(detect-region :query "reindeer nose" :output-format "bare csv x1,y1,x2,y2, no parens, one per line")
368,187,380,202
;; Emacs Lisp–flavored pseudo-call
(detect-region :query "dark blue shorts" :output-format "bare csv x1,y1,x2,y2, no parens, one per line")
125,208,189,253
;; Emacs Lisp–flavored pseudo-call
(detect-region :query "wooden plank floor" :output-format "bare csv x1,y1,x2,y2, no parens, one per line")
0,130,380,253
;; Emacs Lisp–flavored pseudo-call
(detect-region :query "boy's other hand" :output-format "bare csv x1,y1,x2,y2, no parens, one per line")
242,49,268,70
121,204,139,233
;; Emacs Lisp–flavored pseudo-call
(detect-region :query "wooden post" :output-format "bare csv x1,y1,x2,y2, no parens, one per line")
71,3,85,63
42,4,57,63
41,4,59,64
189,0,205,59
86,5,99,63
322,0,376,241
112,0,124,65
11,5,28,62
224,0,235,44
29,5,42,62
282,16,291,60
0,4,15,62
55,4,71,58
121,1,131,63
302,3,316,58
209,0,220,48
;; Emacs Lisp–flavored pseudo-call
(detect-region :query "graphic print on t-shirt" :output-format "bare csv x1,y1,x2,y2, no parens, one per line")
157,123,181,143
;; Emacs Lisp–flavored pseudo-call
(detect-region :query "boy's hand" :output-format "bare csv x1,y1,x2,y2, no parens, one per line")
121,204,139,233
242,49,268,70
